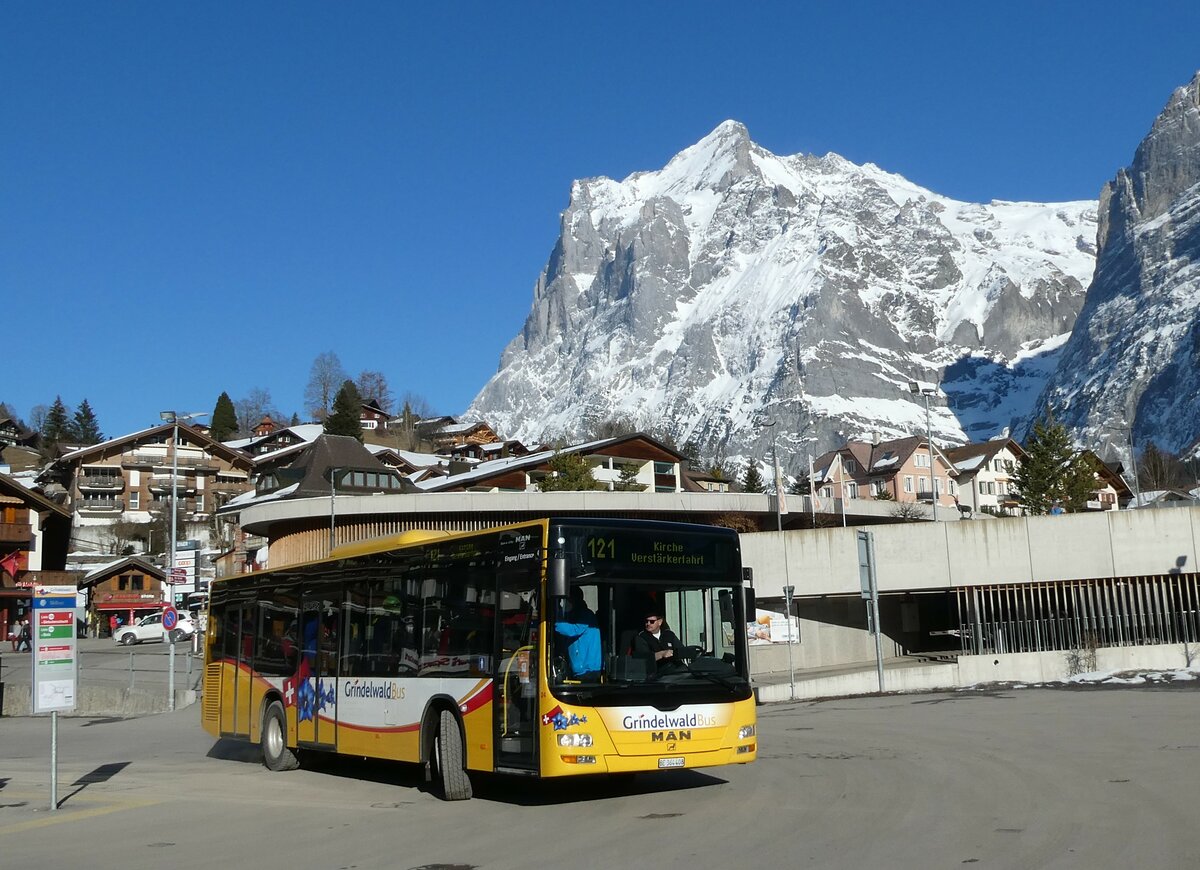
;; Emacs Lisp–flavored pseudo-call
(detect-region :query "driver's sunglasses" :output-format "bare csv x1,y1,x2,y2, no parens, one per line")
644,617,660,624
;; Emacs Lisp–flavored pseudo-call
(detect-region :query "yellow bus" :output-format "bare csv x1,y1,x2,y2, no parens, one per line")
201,518,757,799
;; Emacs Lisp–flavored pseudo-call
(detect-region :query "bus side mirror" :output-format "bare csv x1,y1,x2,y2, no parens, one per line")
718,589,734,624
744,588,756,621
549,556,568,600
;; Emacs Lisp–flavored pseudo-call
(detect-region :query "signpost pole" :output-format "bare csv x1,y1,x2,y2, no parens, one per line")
50,710,58,811
31,582,78,811
783,585,796,701
163,604,179,711
857,531,885,693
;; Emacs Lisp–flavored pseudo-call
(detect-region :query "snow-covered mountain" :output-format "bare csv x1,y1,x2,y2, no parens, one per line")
1035,72,1200,458
469,121,1097,470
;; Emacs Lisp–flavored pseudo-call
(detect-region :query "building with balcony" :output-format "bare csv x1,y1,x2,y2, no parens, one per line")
810,435,961,514
946,438,1026,516
48,422,254,556
0,471,72,639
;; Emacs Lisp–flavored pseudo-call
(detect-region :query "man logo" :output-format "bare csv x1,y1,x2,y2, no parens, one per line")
650,730,691,742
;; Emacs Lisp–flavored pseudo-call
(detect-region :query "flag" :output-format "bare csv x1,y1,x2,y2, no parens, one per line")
0,550,21,579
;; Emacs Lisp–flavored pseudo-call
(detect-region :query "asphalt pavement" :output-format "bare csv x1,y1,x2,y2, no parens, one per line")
1,683,1198,869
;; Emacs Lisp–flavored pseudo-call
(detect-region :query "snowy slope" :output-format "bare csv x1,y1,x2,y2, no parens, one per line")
469,121,1097,469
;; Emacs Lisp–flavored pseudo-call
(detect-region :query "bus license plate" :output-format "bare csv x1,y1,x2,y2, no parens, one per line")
658,757,685,769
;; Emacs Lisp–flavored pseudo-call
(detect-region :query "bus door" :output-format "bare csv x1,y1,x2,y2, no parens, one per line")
296,591,340,748
218,603,255,736
494,571,539,772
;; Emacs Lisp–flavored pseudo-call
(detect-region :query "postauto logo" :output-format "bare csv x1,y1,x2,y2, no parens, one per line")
620,709,718,731
343,679,404,700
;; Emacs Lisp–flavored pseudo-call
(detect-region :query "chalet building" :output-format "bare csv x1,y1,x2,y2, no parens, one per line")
418,434,695,494
253,415,278,437
0,417,25,448
444,440,531,463
946,438,1026,516
359,399,390,430
1085,452,1133,511
0,471,72,640
414,418,503,452
221,434,409,574
79,556,167,633
685,467,732,493
48,422,255,556
810,436,960,512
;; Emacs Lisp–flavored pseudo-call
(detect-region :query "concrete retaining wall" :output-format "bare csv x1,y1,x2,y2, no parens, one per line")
0,683,196,717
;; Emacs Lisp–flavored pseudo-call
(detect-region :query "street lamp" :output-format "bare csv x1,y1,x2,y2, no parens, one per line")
158,409,208,713
329,467,343,553
908,381,939,522
761,421,782,532
158,411,209,599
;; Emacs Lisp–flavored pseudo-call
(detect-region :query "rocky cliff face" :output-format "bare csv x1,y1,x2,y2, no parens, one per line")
469,122,1096,470
1035,72,1200,456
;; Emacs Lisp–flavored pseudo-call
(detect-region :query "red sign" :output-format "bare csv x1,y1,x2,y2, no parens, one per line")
39,611,73,625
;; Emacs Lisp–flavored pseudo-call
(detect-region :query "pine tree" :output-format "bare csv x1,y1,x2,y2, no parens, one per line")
1012,409,1096,514
742,459,764,493
71,398,103,445
613,462,645,491
536,452,601,491
325,380,364,440
41,396,71,446
210,392,238,442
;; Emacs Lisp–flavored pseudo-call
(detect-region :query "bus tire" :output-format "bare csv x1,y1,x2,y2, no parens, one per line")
435,709,472,801
262,700,299,772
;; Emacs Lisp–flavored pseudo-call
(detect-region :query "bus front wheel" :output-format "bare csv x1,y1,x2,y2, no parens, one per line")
434,709,473,801
262,700,299,772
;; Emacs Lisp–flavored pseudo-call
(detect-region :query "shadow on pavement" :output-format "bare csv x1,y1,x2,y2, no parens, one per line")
57,761,133,807
203,737,728,806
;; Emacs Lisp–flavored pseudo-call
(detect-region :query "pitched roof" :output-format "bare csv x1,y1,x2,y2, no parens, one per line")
0,470,71,517
58,422,253,469
811,435,953,482
945,438,1026,472
418,432,684,492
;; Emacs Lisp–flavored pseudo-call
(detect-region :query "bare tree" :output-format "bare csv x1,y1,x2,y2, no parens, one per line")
234,388,279,436
1138,443,1189,492
100,519,149,556
891,501,930,521
28,404,48,435
355,371,393,413
304,352,348,421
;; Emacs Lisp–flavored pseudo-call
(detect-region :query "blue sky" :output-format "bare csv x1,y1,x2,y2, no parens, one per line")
4,2,1199,439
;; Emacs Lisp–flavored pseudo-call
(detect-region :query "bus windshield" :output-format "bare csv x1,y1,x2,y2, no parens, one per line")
550,579,751,704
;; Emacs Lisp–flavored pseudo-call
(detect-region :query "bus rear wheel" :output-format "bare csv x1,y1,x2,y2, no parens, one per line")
262,700,299,772
434,709,473,801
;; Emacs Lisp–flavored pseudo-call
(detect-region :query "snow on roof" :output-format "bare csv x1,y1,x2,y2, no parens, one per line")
438,422,486,434
59,425,161,460
954,454,988,472
84,558,133,580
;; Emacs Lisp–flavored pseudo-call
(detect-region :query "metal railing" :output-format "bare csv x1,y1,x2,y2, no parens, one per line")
953,573,1200,655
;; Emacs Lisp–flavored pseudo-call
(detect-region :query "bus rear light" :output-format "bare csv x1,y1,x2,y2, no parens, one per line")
738,725,756,739
561,755,597,764
737,743,755,754
557,733,594,748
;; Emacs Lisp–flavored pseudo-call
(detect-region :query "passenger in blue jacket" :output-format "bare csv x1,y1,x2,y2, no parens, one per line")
555,587,601,680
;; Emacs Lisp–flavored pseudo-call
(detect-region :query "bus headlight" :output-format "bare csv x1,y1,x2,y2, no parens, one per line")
557,733,594,748
738,725,756,739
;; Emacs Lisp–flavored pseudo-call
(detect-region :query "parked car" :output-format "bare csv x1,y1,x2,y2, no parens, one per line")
113,611,196,645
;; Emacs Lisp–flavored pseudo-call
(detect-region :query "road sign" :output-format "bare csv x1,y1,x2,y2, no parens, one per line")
170,567,188,577
162,606,179,631
32,583,78,714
